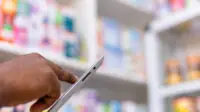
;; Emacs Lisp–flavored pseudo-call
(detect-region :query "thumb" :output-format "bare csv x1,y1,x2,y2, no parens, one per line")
30,77,61,112
30,95,58,112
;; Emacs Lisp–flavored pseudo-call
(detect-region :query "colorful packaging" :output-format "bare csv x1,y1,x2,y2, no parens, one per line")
102,17,123,71
13,105,25,112
110,100,122,112
96,102,104,112
102,18,121,49
27,0,43,48
169,0,185,12
121,27,132,72
129,29,142,54
79,35,88,62
14,15,28,46
63,33,79,58
0,107,13,112
122,101,137,112
173,96,196,112
187,55,200,81
97,18,104,59
103,103,111,112
130,29,145,80
0,0,17,43
62,104,73,112
155,0,170,17
85,90,98,112
165,59,182,85
61,7,79,59
17,0,30,16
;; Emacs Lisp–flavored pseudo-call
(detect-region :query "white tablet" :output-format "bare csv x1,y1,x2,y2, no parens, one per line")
48,56,104,112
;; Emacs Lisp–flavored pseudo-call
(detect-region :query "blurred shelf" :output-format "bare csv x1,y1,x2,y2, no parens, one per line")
151,7,200,33
56,0,74,5
160,80,200,98
98,0,152,29
117,0,152,14
0,42,88,70
98,68,145,85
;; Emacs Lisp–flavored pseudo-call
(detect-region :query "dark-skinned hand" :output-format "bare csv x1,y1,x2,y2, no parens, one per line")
0,53,77,112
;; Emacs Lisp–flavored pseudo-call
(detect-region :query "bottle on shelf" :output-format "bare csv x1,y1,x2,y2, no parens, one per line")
173,96,196,112
0,0,17,43
165,59,182,85
186,55,200,81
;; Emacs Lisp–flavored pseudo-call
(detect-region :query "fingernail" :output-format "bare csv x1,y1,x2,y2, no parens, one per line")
75,76,78,81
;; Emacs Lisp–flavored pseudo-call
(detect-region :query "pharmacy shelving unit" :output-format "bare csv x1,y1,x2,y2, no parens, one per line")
0,0,152,111
145,3,200,112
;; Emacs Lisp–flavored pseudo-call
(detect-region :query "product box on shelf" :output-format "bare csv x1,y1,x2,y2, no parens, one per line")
155,0,171,18
0,0,17,43
169,0,185,12
101,17,124,71
0,0,86,62
61,6,80,60
172,95,200,112
97,17,146,80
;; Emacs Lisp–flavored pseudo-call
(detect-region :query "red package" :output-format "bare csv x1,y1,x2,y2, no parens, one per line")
169,0,185,12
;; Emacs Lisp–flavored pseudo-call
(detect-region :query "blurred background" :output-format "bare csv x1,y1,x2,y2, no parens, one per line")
0,0,200,112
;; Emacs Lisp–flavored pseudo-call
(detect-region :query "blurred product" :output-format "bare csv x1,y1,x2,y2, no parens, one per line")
0,105,26,112
121,27,132,72
13,105,25,112
129,29,145,80
79,34,88,62
172,21,192,33
0,107,13,112
0,0,86,62
62,7,79,59
60,89,147,112
169,0,185,12
122,101,137,112
97,18,104,60
39,0,52,51
27,0,43,47
165,59,182,85
186,55,200,80
101,17,123,71
155,0,170,17
47,1,63,53
173,96,196,112
185,0,193,8
110,101,121,112
0,0,17,43
14,7,29,46
97,17,145,80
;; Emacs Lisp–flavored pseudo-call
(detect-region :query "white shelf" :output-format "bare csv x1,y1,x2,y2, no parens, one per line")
99,68,145,85
0,42,146,86
117,0,152,14
0,42,88,70
151,7,200,33
160,80,200,98
97,0,152,29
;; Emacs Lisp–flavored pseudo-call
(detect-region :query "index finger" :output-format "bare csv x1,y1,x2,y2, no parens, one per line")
47,60,78,84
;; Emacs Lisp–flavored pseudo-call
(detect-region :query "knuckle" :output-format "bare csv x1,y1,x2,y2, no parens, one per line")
44,69,59,83
31,53,44,59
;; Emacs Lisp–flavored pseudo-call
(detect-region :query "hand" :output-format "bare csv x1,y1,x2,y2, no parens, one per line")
0,53,77,112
